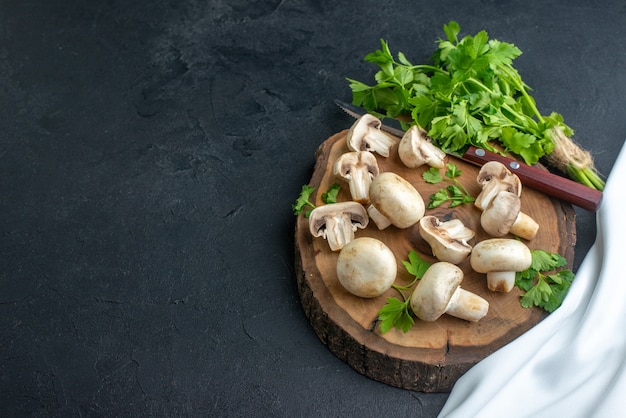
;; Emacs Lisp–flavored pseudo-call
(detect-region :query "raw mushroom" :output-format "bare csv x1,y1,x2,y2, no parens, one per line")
308,201,369,251
474,161,538,240
368,172,425,229
397,125,446,168
336,237,397,298
410,262,489,322
346,114,396,157
481,191,539,240
333,151,379,203
474,161,522,211
419,216,475,264
470,238,533,292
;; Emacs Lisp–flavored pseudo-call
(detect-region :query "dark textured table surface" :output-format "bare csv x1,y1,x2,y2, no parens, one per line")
2,1,625,416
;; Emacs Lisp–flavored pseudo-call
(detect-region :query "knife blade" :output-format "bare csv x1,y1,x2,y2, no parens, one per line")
334,99,602,212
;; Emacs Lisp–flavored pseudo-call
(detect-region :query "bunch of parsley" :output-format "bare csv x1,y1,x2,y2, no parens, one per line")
347,21,604,190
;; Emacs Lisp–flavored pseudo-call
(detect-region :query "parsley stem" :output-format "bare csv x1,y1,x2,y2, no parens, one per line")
499,66,545,123
453,179,474,199
461,77,538,132
408,64,448,75
392,275,419,293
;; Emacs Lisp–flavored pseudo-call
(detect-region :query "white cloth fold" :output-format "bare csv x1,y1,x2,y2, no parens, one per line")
438,143,626,418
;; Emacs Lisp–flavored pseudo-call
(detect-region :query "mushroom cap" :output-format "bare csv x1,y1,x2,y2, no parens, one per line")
398,125,446,168
410,262,463,321
475,161,522,210
480,191,521,237
332,151,380,203
308,201,369,251
470,238,532,273
419,216,475,264
346,114,395,157
369,172,425,229
336,237,397,298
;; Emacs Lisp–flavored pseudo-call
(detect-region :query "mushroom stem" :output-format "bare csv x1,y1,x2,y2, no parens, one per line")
363,130,396,157
347,166,374,203
486,271,517,293
445,287,490,322
323,213,357,252
367,204,392,230
509,211,539,240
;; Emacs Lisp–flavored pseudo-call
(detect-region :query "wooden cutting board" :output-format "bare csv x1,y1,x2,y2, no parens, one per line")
294,130,576,392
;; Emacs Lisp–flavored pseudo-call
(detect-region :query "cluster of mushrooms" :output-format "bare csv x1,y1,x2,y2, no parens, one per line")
308,114,539,324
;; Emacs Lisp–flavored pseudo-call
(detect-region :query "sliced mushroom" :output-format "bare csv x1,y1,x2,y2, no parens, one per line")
336,237,397,298
419,216,475,264
398,125,446,168
308,201,369,251
346,114,396,157
410,262,489,322
474,161,522,211
481,191,539,240
470,238,532,292
333,151,379,204
368,172,425,229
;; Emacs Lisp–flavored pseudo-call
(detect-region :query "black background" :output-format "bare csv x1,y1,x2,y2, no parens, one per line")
2,1,625,416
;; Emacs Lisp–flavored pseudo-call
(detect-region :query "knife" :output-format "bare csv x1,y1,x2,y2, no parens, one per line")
334,99,602,212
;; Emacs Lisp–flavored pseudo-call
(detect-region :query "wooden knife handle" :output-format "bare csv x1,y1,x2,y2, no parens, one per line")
462,146,603,212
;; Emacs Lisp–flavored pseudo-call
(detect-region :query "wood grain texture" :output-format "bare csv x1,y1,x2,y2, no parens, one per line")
295,130,576,392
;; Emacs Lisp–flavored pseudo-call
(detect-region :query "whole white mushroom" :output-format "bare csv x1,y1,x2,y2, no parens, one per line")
368,172,425,229
470,238,533,292
410,262,489,322
336,237,397,298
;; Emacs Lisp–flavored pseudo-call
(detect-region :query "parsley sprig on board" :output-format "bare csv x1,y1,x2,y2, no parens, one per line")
377,250,430,333
348,21,604,190
292,183,342,217
422,163,475,208
516,249,574,313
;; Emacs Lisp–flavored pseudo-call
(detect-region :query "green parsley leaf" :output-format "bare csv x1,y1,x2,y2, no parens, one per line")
530,249,567,272
516,249,574,313
377,251,431,334
422,167,443,184
445,162,461,179
426,164,475,209
402,249,431,279
292,185,316,217
378,297,415,333
428,189,450,208
321,183,341,204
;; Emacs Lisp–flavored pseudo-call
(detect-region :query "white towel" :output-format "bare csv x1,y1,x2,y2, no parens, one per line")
438,143,626,418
